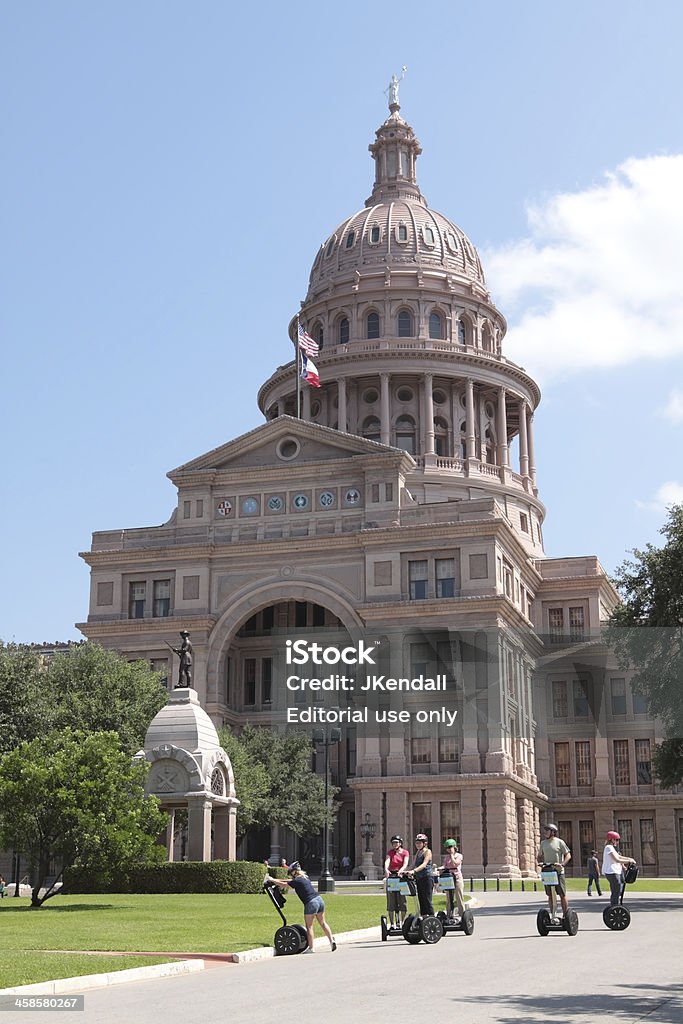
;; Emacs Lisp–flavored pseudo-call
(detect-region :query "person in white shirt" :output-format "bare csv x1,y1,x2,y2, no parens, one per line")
602,831,636,906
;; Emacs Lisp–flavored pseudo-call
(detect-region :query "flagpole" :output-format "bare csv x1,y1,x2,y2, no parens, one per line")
296,317,302,419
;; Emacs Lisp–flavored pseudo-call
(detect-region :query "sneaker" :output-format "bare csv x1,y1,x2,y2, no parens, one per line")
302,947,315,954
331,940,337,952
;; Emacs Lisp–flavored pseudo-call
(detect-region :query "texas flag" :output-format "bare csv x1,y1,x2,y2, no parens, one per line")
300,353,321,388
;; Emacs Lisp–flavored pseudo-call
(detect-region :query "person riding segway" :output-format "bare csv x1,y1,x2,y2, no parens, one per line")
435,839,474,936
536,823,579,936
401,834,443,945
602,831,638,931
381,834,410,941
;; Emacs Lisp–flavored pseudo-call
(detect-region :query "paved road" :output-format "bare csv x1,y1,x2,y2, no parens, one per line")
17,892,683,1023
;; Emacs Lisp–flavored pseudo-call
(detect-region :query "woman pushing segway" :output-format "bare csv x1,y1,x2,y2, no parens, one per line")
536,823,579,936
266,861,337,954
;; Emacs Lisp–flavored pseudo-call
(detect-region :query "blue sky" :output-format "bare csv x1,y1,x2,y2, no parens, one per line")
2,1,683,642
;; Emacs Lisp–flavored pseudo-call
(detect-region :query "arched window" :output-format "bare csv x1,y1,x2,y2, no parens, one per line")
424,226,435,245
395,415,416,454
367,311,380,339
459,420,467,458
485,426,495,465
362,416,381,443
398,310,413,338
370,225,381,243
457,320,466,345
338,317,349,344
345,231,356,249
429,312,443,340
313,322,324,351
482,322,493,352
434,417,449,457
397,224,408,242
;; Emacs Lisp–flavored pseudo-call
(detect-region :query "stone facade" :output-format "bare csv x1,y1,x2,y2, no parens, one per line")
78,98,683,877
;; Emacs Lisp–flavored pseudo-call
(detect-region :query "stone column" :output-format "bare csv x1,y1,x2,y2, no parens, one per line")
187,798,212,861
485,635,509,773
485,786,519,876
465,378,477,461
338,378,347,433
268,823,282,866
302,384,311,421
276,398,285,417
518,399,529,478
166,808,175,862
460,787,485,876
527,412,537,488
424,373,434,455
517,797,537,876
497,387,508,467
380,372,391,445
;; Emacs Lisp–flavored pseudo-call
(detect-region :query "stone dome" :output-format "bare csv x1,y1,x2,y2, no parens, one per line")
144,687,220,755
306,108,485,301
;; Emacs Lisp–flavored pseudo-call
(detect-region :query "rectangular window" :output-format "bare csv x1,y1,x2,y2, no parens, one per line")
153,579,171,618
438,735,459,763
520,512,529,533
616,819,634,858
469,553,488,580
632,690,648,715
385,482,393,502
244,659,256,706
557,821,573,852
408,560,428,600
640,818,657,865
183,500,191,519
371,483,380,502
436,558,456,598
503,560,513,598
569,606,585,641
579,819,594,866
440,801,460,847
614,739,630,785
411,737,431,764
549,608,564,643
96,581,114,606
129,582,146,619
262,658,272,705
552,681,568,719
410,642,431,678
573,679,590,718
412,801,432,846
346,728,357,777
554,742,570,787
635,739,652,783
182,575,200,601
611,677,627,716
576,741,592,785
196,499,204,518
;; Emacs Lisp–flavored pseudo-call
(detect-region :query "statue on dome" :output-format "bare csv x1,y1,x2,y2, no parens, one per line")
386,66,407,109
168,630,193,689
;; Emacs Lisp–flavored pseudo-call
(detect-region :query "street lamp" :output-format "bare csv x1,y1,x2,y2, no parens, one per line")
360,812,376,853
313,725,341,894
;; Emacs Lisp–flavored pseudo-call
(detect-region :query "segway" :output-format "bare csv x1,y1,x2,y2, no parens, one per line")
401,874,444,945
536,865,579,937
435,870,475,936
603,863,639,931
381,872,409,940
263,878,308,955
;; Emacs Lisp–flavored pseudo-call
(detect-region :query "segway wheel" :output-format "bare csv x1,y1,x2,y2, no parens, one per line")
381,916,388,942
564,909,579,936
402,914,422,944
603,904,631,931
462,909,475,936
291,924,308,952
419,915,444,944
536,909,551,936
274,925,305,955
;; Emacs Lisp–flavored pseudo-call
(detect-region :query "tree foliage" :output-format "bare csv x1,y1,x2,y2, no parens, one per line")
218,724,336,840
0,642,168,758
608,503,683,786
0,729,167,906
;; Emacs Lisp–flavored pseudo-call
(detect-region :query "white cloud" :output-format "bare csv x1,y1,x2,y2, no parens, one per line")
483,155,683,382
658,388,683,424
636,480,683,512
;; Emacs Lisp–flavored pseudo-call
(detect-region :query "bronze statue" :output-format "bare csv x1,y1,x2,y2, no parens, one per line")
169,630,193,688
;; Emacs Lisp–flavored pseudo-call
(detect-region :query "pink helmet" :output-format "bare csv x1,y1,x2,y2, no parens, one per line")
606,830,620,842
415,833,428,843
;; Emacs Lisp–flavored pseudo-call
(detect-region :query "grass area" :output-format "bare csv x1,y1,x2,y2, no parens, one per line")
460,877,683,894
0,952,173,991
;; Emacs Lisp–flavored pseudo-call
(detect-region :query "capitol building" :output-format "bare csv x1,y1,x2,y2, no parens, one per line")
79,91,682,877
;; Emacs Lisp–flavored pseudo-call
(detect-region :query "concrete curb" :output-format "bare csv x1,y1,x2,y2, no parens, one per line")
0,959,205,995
231,926,378,962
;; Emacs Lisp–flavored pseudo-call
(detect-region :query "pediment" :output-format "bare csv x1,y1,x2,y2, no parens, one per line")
168,416,410,480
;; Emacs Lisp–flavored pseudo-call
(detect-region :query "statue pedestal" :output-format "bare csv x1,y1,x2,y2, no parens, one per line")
359,851,379,880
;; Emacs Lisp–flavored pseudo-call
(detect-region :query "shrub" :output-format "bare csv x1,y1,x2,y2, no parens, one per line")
66,860,272,895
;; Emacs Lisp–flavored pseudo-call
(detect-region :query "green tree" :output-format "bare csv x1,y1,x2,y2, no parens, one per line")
217,727,270,840
609,503,683,786
0,642,168,757
0,729,167,907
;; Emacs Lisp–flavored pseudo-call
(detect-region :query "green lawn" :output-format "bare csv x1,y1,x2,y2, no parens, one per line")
0,952,173,991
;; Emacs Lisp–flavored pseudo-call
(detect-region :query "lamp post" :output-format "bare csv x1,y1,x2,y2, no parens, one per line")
360,812,376,853
313,725,341,894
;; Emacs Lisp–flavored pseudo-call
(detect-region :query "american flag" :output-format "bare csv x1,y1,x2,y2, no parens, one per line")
297,320,319,358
